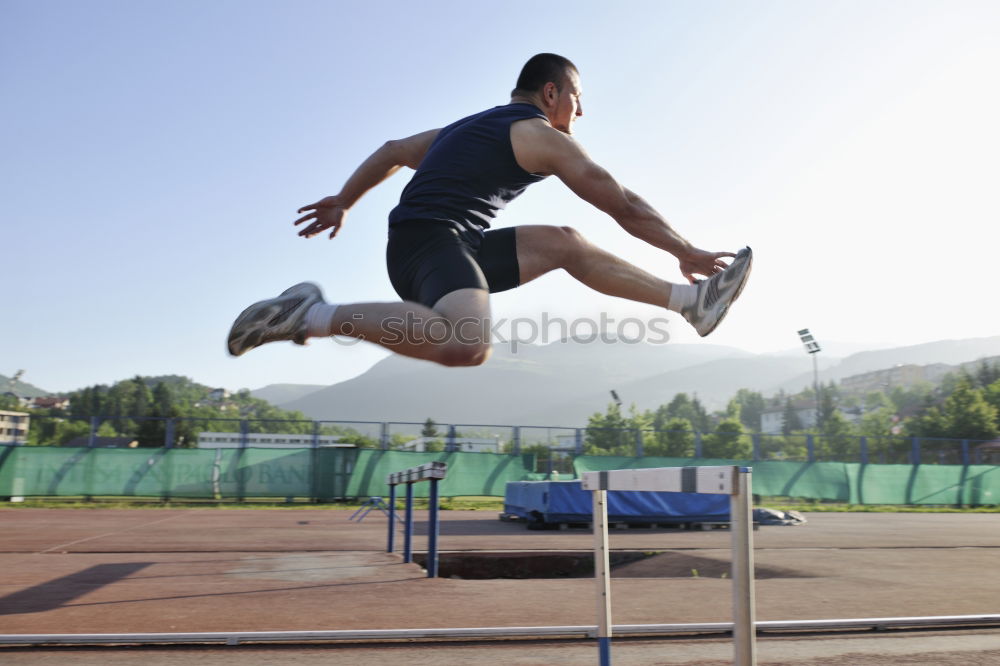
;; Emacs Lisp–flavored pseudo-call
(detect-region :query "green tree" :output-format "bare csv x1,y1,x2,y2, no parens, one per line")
702,418,750,459
647,417,694,457
723,398,741,423
907,378,998,441
137,382,172,447
781,399,803,435
982,379,1000,422
941,379,998,440
889,383,934,414
974,360,1000,389
816,385,838,432
585,403,630,454
54,419,91,446
815,411,856,459
661,393,710,432
421,418,439,438
731,389,766,431
905,405,949,438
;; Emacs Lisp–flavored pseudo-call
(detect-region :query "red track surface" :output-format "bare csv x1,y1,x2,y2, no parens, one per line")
2,509,1000,664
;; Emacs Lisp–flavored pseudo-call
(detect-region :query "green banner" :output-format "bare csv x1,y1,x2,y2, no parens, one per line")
2,446,998,505
572,456,1000,505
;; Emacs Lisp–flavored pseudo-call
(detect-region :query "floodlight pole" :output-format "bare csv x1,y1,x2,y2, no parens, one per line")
797,329,822,430
812,353,819,413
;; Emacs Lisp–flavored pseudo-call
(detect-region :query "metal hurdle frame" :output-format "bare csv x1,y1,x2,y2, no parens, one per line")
386,461,447,578
581,465,756,666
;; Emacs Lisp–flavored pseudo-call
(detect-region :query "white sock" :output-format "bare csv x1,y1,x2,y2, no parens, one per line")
305,303,340,338
666,283,697,313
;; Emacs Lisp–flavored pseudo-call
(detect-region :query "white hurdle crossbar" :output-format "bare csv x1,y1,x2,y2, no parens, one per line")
581,466,756,666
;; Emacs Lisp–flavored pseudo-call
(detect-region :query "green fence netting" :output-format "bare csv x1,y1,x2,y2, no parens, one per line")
2,446,999,505
0,447,538,500
572,456,1000,505
345,449,536,498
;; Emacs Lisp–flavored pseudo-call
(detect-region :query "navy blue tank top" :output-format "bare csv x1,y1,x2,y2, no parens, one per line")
388,103,548,234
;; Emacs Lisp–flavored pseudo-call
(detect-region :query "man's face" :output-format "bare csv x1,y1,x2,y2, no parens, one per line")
548,70,583,135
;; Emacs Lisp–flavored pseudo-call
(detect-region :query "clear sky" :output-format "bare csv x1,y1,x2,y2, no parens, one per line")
2,0,998,394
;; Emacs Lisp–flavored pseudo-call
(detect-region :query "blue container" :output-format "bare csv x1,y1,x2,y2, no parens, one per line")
504,480,729,526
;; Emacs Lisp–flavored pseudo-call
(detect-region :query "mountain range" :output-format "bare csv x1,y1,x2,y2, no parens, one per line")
259,335,1000,428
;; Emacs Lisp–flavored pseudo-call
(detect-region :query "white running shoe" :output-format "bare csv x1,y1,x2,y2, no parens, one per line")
681,247,753,337
227,282,324,357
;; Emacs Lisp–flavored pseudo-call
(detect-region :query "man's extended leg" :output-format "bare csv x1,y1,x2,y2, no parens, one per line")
513,225,751,336
228,285,492,367
317,287,492,366
515,225,673,306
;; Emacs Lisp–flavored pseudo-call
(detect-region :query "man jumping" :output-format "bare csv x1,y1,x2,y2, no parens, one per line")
228,53,752,366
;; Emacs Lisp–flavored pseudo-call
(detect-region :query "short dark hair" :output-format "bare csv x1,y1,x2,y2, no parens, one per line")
512,53,578,97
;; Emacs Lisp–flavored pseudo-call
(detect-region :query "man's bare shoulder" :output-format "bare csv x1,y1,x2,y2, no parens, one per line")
510,117,584,175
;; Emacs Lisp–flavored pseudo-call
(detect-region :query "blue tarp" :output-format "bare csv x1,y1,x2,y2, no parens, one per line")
504,480,730,525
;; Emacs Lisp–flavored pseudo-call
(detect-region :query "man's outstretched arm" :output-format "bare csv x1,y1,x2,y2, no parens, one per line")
295,129,440,239
511,119,733,282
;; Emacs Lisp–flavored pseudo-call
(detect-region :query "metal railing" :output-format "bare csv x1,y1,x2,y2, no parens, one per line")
3,414,999,467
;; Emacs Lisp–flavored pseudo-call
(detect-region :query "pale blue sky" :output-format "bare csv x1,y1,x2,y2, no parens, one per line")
2,0,998,393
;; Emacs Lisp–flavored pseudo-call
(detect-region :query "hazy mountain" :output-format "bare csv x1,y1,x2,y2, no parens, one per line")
278,340,751,425
251,383,328,406
771,335,1000,394
0,373,49,398
271,335,1000,429
513,355,841,426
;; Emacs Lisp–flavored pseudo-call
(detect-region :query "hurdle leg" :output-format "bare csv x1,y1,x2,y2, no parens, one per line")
592,489,612,666
731,469,757,666
349,498,371,521
427,477,440,578
403,482,414,564
387,484,397,554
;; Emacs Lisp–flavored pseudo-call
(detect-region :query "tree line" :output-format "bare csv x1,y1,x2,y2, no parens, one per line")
583,359,1000,459
4,376,374,448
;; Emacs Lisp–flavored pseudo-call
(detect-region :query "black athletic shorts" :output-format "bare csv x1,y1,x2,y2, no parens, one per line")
386,221,520,308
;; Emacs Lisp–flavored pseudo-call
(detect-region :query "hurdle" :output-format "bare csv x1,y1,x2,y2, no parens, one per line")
349,496,403,523
386,461,447,578
581,465,756,666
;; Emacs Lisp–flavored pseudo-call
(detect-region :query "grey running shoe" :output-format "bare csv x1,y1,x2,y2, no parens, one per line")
681,247,753,337
227,282,324,357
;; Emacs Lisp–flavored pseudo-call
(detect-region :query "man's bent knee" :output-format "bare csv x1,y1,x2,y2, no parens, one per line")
437,342,492,368
558,225,583,241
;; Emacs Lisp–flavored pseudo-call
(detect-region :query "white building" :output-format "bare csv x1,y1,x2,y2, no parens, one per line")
0,410,30,444
759,404,818,435
196,432,353,449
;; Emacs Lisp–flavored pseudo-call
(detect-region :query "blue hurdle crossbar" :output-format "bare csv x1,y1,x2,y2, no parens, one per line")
581,466,757,666
386,461,447,578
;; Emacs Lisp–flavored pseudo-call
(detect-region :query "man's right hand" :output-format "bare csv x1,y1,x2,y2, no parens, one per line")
678,247,736,283
295,196,348,239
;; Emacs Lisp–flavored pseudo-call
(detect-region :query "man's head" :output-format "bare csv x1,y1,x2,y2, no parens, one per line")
511,53,583,135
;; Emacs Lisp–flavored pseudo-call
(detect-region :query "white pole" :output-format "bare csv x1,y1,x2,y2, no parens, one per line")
592,489,612,665
731,469,757,666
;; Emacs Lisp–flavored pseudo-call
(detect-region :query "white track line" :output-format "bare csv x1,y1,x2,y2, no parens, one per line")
37,512,189,554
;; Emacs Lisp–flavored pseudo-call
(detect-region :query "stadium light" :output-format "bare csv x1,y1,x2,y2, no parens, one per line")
798,329,822,428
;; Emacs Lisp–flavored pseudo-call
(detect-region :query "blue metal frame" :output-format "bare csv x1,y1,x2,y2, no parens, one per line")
403,482,414,564
387,484,396,554
427,478,440,578
385,463,447,578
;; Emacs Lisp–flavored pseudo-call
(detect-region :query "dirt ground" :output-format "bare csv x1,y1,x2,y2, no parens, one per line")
1,508,999,664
